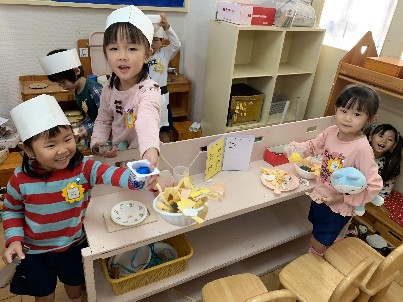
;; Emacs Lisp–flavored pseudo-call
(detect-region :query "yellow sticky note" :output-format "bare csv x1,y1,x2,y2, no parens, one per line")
205,137,225,180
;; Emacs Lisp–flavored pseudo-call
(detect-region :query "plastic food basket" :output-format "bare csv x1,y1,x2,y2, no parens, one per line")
102,234,193,296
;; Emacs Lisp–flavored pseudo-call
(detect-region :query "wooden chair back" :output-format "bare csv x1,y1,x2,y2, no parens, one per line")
244,289,296,302
329,257,374,302
366,243,403,291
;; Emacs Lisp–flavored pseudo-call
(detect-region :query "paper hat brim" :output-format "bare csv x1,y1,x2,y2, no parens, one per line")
39,49,81,76
10,94,71,142
105,5,154,46
154,27,164,39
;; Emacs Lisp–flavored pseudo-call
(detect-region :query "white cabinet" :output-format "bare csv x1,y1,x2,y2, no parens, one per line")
201,21,325,136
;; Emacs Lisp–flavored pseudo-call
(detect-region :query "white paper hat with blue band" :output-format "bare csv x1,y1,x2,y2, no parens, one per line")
11,94,70,142
105,5,154,46
39,48,81,76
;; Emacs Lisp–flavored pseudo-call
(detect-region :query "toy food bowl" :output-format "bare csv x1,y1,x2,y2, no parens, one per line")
152,196,206,227
152,173,220,227
294,158,321,180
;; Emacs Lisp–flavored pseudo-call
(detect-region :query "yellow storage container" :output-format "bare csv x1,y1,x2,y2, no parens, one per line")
102,234,193,296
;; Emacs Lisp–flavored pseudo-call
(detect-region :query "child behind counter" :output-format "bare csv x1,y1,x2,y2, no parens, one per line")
367,123,403,199
91,5,161,171
2,94,159,302
284,84,383,257
148,13,181,143
40,48,103,149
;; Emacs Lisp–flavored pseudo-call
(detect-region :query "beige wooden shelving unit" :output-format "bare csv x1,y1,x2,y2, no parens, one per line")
201,20,325,136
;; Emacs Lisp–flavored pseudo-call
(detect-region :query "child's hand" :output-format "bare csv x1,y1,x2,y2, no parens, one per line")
91,142,118,158
283,145,296,158
159,12,169,30
78,126,88,139
146,174,159,192
142,148,159,170
2,241,25,264
322,194,344,206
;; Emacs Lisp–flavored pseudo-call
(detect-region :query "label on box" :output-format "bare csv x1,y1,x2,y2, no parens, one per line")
217,2,275,26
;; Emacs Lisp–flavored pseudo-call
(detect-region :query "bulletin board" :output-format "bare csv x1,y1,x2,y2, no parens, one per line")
0,0,189,12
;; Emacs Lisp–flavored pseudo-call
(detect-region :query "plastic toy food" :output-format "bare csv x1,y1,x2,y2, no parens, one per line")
288,152,303,163
154,172,221,224
260,168,299,195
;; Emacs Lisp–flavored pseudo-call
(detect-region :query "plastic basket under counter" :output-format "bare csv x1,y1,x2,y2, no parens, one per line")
269,94,289,115
102,234,193,296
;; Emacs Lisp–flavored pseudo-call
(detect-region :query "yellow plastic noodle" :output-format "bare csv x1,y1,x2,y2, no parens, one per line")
177,199,196,210
289,152,302,162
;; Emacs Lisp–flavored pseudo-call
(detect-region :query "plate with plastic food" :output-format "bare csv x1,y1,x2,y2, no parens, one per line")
260,168,299,195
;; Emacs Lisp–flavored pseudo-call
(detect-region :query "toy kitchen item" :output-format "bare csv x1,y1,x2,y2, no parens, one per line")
126,159,160,189
153,173,220,226
294,157,321,180
260,168,299,195
108,245,151,278
110,200,148,227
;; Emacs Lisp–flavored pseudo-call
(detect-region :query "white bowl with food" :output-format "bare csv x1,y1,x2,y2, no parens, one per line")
294,157,321,180
152,195,205,227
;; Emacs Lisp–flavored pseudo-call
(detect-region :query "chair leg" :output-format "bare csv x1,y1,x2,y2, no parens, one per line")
368,283,391,302
353,291,370,302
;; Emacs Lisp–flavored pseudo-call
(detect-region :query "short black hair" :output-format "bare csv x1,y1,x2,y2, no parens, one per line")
21,125,84,179
335,84,379,120
46,49,84,83
103,23,150,89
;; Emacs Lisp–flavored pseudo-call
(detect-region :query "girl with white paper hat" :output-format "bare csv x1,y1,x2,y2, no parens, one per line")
148,13,181,143
91,5,162,172
2,94,159,302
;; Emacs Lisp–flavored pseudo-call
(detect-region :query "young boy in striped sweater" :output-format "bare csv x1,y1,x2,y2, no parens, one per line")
2,94,160,302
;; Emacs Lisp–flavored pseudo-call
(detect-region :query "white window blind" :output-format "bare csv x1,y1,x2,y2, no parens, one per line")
319,0,397,52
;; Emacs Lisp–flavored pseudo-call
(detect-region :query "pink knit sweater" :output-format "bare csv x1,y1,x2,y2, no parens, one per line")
290,125,383,216
91,78,161,157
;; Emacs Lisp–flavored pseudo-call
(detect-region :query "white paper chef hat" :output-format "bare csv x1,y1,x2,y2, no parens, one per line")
105,5,154,46
39,48,81,76
11,94,70,142
154,27,164,39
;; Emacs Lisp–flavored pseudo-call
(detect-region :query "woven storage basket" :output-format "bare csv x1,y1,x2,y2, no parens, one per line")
227,83,264,126
102,234,193,296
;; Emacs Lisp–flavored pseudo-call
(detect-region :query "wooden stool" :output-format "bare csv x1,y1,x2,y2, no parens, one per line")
201,273,296,302
279,253,373,302
324,237,403,301
202,273,267,302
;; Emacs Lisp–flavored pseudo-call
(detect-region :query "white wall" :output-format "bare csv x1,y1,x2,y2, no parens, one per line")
0,0,269,125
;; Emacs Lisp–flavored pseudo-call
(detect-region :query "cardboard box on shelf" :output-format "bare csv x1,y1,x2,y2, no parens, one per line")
216,2,275,26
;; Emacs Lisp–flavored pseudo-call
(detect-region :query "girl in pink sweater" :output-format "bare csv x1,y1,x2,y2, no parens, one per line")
285,84,383,256
91,6,161,171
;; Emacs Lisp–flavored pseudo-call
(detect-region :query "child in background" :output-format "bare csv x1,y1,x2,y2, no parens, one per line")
2,94,159,302
91,5,161,171
284,84,383,256
40,49,103,147
367,124,403,198
148,13,181,143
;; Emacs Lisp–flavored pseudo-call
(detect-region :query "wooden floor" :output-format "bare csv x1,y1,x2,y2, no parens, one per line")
0,225,87,302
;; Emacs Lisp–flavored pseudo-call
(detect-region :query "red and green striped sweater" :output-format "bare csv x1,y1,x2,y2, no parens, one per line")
2,157,142,254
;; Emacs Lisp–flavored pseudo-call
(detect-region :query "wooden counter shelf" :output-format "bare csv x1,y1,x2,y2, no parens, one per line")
81,116,333,302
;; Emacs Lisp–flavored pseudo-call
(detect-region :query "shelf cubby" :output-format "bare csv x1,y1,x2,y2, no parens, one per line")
202,21,325,135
